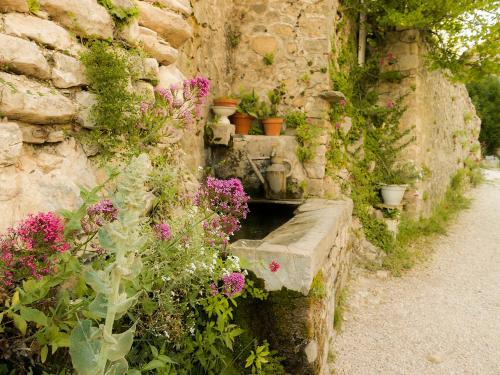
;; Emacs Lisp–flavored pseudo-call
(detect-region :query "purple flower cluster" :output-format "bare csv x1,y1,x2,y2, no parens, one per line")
0,212,70,289
195,177,249,220
195,177,250,245
222,272,245,297
81,199,118,234
153,222,172,241
146,76,210,128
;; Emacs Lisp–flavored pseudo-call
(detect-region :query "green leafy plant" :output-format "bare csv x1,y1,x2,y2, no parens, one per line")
266,83,286,118
97,0,139,28
27,0,40,13
284,111,307,129
69,154,152,375
237,90,260,115
263,53,274,65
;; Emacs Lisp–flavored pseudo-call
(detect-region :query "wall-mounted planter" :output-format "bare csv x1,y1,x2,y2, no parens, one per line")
381,184,407,206
262,118,283,136
232,113,253,135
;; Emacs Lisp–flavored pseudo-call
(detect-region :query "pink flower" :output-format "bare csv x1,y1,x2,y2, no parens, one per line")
210,283,219,296
335,122,341,130
153,222,172,241
140,102,149,113
222,272,245,297
269,261,281,273
386,99,395,109
339,98,347,107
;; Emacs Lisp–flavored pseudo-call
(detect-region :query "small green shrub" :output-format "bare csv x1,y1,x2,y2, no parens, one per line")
263,53,274,65
97,0,139,28
27,0,39,13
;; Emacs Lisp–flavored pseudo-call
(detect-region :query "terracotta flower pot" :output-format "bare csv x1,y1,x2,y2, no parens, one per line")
262,118,283,136
213,97,238,107
232,113,253,135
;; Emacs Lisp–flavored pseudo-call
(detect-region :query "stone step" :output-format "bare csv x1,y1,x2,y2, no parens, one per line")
0,72,77,124
0,33,51,80
0,122,23,167
138,1,192,48
2,13,82,56
39,0,113,39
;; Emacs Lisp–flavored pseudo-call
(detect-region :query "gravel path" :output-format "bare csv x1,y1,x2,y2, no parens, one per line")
333,169,500,375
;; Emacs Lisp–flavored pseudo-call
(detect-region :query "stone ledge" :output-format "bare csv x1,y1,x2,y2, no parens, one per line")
231,198,353,294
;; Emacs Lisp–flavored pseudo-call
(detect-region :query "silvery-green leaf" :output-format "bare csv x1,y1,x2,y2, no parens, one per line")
114,292,139,319
89,294,108,319
105,358,128,375
70,320,102,375
106,324,136,362
85,270,111,295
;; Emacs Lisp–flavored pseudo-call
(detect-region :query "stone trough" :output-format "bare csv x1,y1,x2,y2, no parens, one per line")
231,198,354,375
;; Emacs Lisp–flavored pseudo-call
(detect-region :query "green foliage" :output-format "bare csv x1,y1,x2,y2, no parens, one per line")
347,0,500,80
467,75,500,154
284,111,307,129
263,53,274,66
333,289,347,332
69,154,152,375
267,83,286,117
27,0,40,13
383,167,475,275
237,90,260,115
97,0,139,28
226,25,241,49
295,117,322,163
80,41,143,157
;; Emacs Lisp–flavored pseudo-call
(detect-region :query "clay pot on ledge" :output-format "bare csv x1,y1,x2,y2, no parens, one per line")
213,97,238,107
232,112,253,135
262,118,283,136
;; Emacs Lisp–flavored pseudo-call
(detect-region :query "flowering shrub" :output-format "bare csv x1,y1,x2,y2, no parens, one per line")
0,212,69,288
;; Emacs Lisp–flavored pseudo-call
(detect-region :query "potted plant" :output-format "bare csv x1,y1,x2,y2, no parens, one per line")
381,162,420,206
232,90,259,135
261,84,286,136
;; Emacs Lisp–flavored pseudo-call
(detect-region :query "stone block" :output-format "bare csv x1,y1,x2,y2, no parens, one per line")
141,57,160,81
157,64,185,89
133,80,155,102
231,199,353,294
75,91,97,129
139,28,179,65
269,22,295,38
0,33,51,79
0,122,23,167
117,19,140,45
249,34,278,56
303,145,327,179
307,178,324,196
137,1,192,48
51,52,88,88
143,0,192,15
0,0,29,12
299,16,327,38
39,0,113,39
17,122,50,144
0,72,76,124
3,13,80,55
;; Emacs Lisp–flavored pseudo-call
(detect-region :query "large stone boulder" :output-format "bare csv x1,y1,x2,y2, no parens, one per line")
39,0,114,39
139,27,178,65
0,138,96,232
0,72,77,124
0,122,23,167
137,1,192,48
157,64,185,88
3,13,81,56
0,34,51,79
75,91,97,129
0,0,29,12
51,52,88,88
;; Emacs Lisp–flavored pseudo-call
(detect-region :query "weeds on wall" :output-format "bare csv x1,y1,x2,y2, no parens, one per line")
97,0,139,28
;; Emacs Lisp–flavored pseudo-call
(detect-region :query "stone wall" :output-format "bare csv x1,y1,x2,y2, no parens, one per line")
232,199,354,374
378,30,481,216
0,0,202,231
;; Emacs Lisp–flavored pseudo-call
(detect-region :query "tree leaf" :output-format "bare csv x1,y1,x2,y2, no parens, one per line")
8,312,27,335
